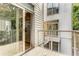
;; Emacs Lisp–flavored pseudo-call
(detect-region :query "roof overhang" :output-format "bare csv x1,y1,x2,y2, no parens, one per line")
11,3,34,13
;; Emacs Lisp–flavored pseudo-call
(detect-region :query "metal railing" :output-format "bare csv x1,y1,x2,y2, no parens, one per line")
38,30,79,56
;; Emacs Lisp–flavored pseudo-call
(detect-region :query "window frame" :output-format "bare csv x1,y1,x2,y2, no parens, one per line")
47,3,59,16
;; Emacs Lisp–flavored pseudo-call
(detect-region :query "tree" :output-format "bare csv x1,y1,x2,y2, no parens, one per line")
0,4,16,29
72,4,79,30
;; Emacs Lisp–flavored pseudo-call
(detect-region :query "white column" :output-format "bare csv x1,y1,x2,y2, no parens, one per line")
23,9,26,51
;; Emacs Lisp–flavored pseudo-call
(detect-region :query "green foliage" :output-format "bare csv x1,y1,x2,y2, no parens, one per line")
0,4,16,29
0,4,16,20
72,4,79,30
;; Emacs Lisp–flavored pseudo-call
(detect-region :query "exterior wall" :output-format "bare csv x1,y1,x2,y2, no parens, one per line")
32,3,43,46
44,3,72,55
59,3,72,55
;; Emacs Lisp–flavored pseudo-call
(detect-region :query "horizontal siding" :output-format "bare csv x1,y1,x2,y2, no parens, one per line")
34,4,44,46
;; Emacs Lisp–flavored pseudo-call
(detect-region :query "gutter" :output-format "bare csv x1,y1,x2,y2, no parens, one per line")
11,3,34,14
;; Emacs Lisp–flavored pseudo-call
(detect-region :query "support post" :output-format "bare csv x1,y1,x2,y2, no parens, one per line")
23,9,26,51
51,41,53,51
74,31,76,56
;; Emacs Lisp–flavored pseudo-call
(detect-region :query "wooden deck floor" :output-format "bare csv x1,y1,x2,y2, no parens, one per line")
23,47,65,56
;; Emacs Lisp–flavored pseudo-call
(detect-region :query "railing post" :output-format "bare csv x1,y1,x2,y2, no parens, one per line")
49,31,50,49
58,42,60,52
58,31,61,53
50,41,53,51
38,30,39,46
43,31,45,47
50,31,53,51
74,31,76,56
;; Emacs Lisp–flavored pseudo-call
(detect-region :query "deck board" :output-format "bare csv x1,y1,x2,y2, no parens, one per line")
23,47,65,56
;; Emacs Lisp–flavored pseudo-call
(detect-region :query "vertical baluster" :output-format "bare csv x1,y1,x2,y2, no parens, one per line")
48,31,50,49
58,31,59,52
50,41,53,51
50,31,53,51
43,31,45,47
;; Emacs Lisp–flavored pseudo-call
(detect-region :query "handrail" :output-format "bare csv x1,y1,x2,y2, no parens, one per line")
38,30,79,56
38,30,79,32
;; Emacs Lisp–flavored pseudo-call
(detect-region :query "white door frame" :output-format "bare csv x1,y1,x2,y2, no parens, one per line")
11,3,34,51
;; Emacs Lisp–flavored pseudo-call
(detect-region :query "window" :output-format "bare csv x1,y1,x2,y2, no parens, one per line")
53,42,58,51
44,41,59,52
47,3,59,15
47,4,53,15
44,20,59,36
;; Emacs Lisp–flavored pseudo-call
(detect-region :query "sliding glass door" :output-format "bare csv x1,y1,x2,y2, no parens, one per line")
0,3,23,55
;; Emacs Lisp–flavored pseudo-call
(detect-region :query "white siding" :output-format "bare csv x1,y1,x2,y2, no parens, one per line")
59,3,72,55
32,4,43,46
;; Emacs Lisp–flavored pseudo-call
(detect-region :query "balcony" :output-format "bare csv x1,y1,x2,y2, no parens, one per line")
37,30,79,56
23,47,64,56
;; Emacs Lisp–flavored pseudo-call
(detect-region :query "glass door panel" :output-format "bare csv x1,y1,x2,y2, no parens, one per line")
18,8,23,52
0,3,17,55
25,12,31,50
0,3,23,55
